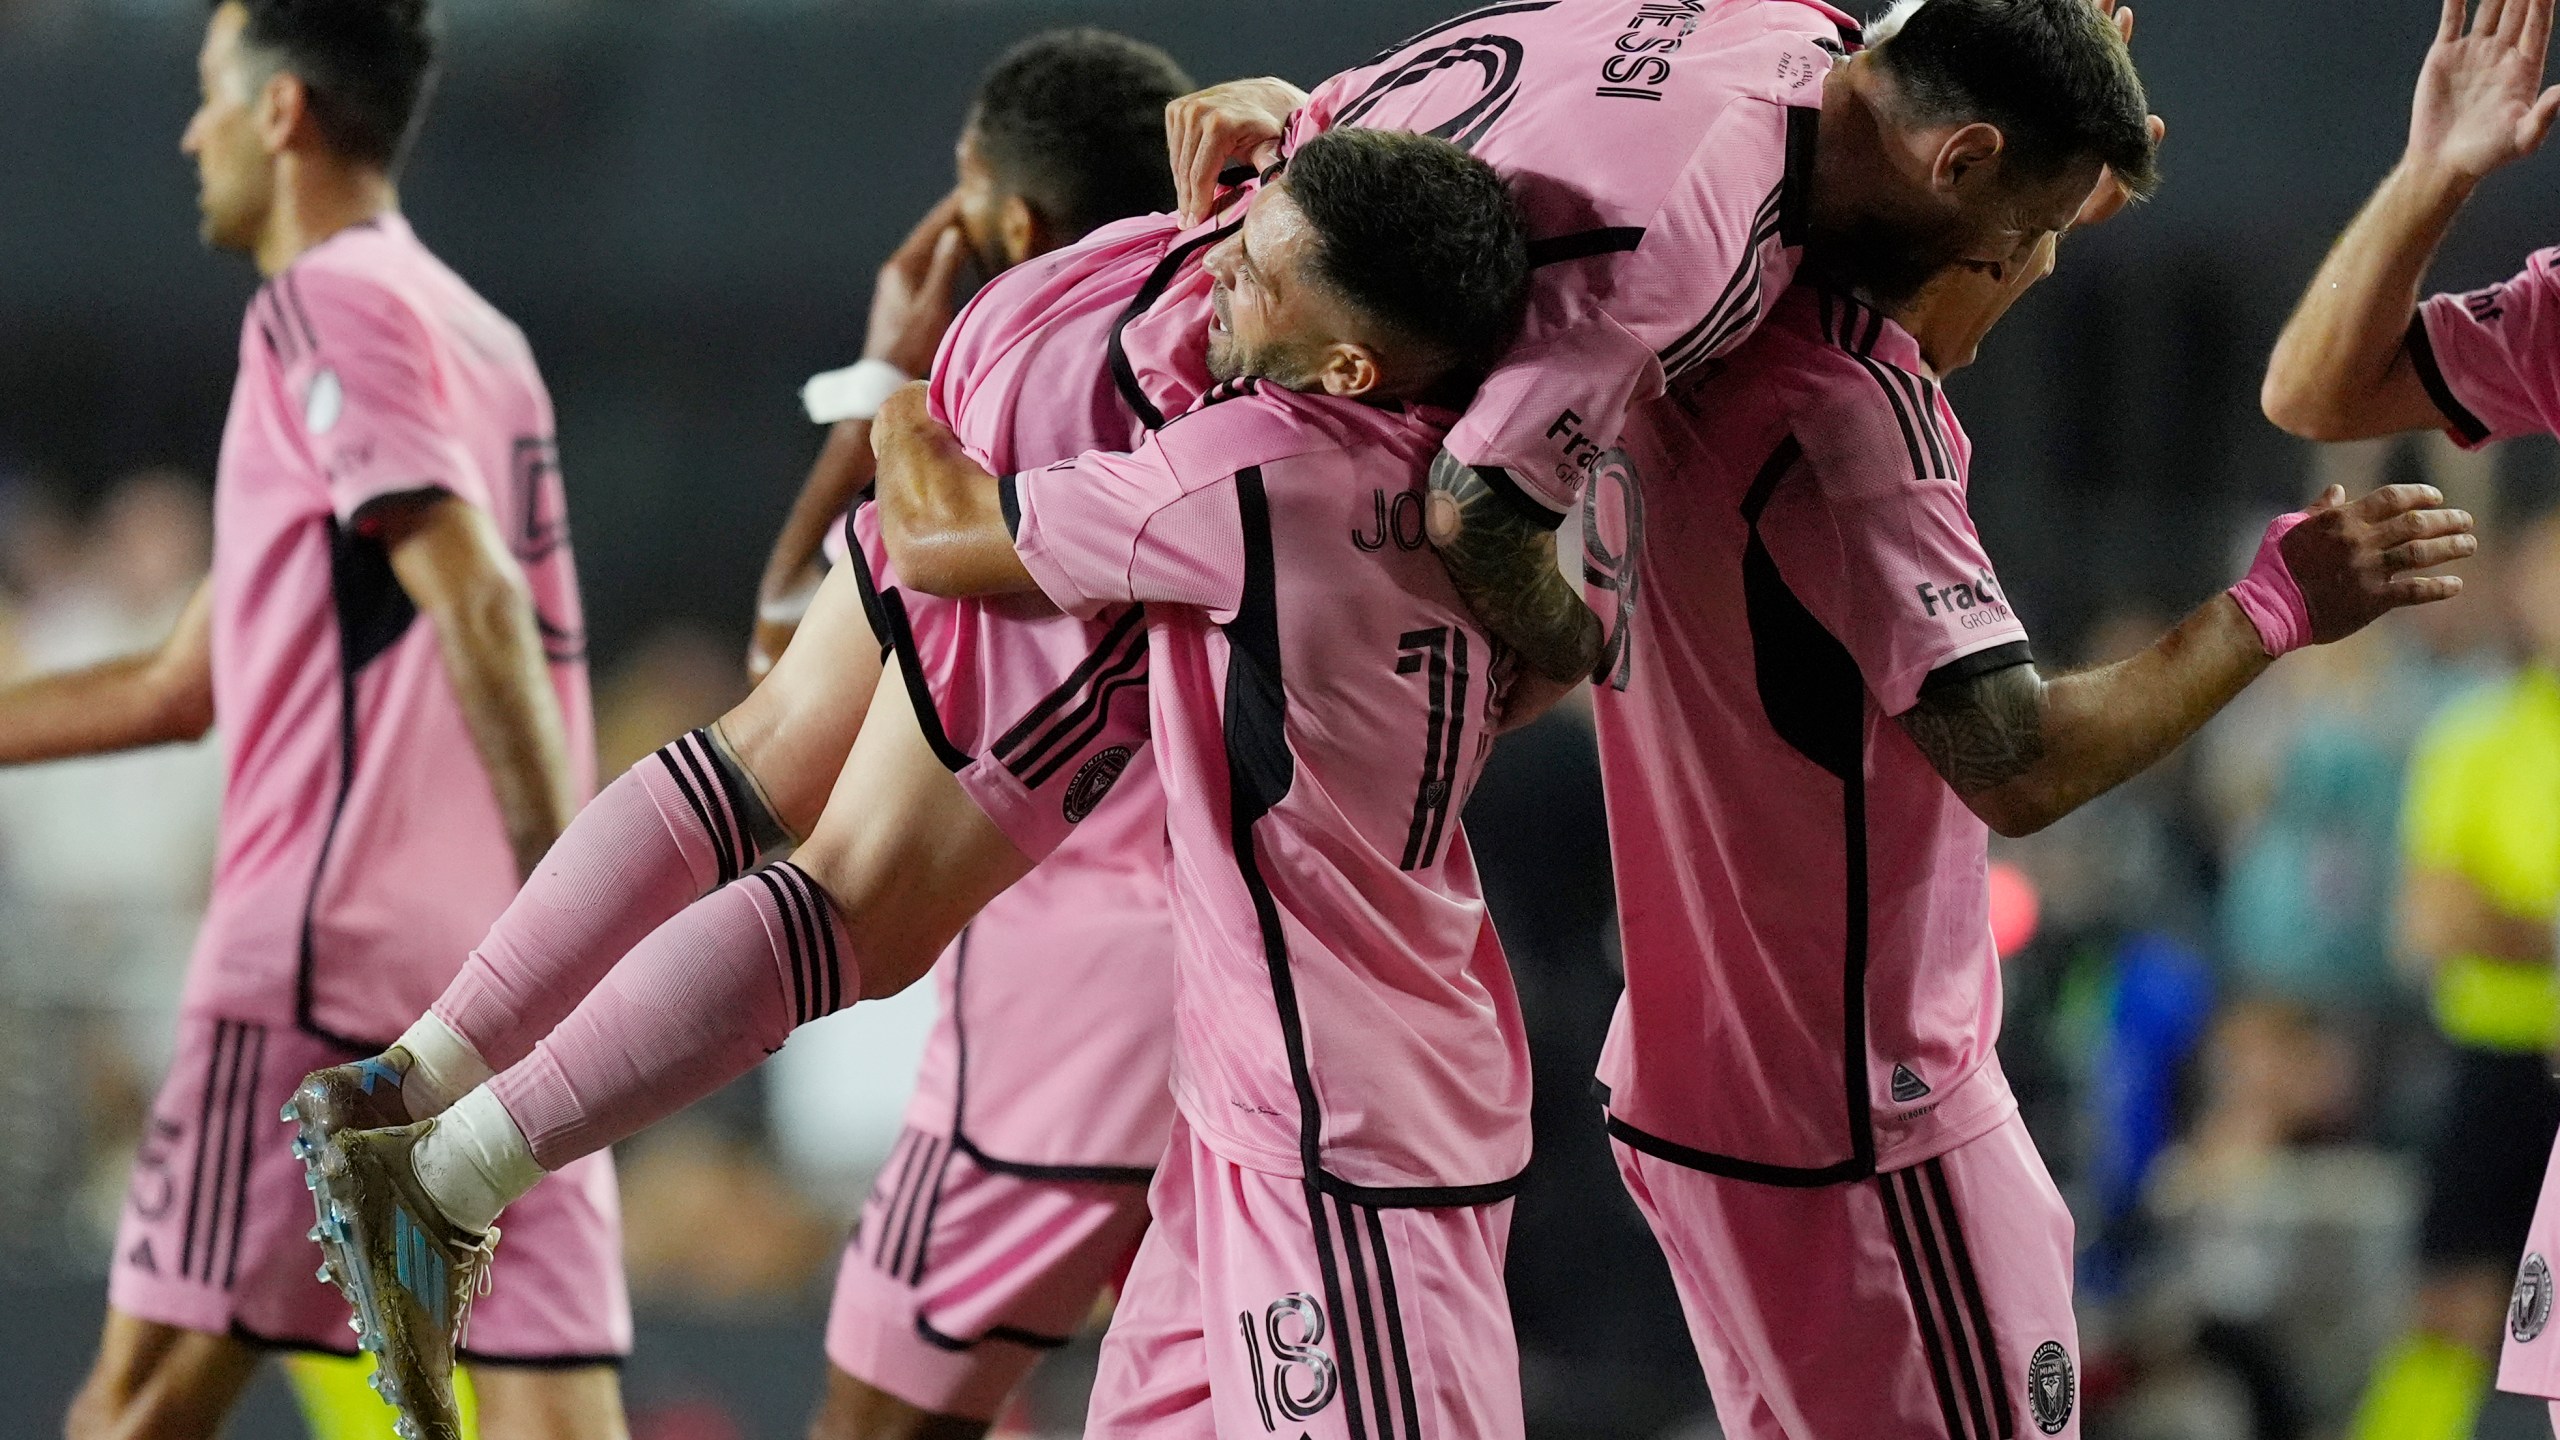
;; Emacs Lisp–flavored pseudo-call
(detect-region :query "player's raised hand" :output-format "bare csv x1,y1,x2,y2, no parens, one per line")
865,191,970,379
1166,77,1310,226
2408,0,2560,182
2281,483,2478,642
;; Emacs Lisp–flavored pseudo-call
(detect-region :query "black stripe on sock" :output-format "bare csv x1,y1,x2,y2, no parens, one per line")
692,729,761,874
660,743,736,884
768,865,824,1026
747,870,810,1027
673,737,746,884
1881,1169,1972,1438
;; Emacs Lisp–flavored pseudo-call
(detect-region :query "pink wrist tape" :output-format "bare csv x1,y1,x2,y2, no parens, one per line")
2229,509,2315,657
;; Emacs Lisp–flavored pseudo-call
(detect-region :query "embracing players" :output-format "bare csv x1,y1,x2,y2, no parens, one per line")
6,3,627,1438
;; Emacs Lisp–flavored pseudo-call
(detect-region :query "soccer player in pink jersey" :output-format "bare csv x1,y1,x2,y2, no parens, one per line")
1583,196,2478,1440
733,34,1199,1440
1149,0,2158,703
2261,0,2560,1429
871,126,1538,1440
0,4,626,1439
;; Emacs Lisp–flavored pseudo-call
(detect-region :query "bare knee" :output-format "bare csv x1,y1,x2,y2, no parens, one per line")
807,1366,988,1440
467,1363,628,1440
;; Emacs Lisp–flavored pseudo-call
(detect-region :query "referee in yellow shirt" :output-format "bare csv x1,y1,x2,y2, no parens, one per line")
2355,510,2560,1440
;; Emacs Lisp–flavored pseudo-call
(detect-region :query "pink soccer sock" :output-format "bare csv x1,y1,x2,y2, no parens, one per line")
433,729,775,1072
486,861,858,1169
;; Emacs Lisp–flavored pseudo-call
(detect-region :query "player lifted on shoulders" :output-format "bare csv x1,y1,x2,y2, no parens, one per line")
3,4,627,1439
1583,109,2474,1440
873,126,1539,1440
756,32,1198,1440
1151,0,2159,703
2261,0,2560,1432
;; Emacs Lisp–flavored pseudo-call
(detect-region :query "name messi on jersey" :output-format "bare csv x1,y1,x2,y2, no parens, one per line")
1596,0,1703,101
1916,570,2009,627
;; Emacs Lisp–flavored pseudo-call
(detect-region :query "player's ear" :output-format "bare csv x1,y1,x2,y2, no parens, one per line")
996,194,1045,267
1318,343,1383,400
256,68,306,156
1932,121,2006,196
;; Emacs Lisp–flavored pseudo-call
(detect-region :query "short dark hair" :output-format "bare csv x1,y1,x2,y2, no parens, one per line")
222,0,440,172
1871,0,2157,200
968,30,1195,239
1282,128,1530,372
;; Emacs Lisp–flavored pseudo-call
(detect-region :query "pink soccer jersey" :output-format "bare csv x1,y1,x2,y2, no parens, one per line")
855,211,1187,1171
1586,285,2029,1180
1010,382,1532,1197
1117,0,1860,516
187,215,594,1049
2415,245,2560,448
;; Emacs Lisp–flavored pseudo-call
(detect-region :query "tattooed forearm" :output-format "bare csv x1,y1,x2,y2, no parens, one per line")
1896,662,2047,797
1424,452,1604,685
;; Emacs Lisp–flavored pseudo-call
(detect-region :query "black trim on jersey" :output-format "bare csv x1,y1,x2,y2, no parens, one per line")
1111,219,1242,432
1219,466,1527,1218
988,604,1150,788
941,928,1158,1185
841,502,895,662
279,271,322,355
1659,186,1784,380
880,586,972,773
1779,106,1820,247
295,520,420,1052
1817,289,1885,358
997,474,1021,538
1473,459,1568,531
1359,0,1558,68
1880,1168,1975,1437
1395,626,1469,870
230,1320,630,1368
1926,1158,2017,1438
1527,226,1647,268
180,1019,267,1286
1603,434,1883,1186
914,1314,1073,1353
1920,641,2036,699
2406,312,2494,445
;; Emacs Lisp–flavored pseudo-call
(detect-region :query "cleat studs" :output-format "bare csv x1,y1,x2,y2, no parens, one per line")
304,1173,319,1191
280,1102,296,1122
308,1226,324,1242
394,1419,418,1440
316,1264,333,1284
350,1317,366,1334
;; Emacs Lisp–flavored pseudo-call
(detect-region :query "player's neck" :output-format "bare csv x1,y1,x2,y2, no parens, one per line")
254,153,397,278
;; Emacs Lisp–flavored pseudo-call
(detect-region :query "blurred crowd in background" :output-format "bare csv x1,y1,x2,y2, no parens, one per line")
10,1,2560,1438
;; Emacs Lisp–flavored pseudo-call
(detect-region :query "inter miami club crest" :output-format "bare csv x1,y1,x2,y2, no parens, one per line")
1063,745,1134,824
2515,1254,2553,1344
2028,1340,2075,1434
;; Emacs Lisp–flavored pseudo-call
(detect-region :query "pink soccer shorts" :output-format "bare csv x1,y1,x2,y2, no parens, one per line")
1613,1111,2080,1439
825,1121,1154,1421
1084,1115,1523,1440
109,1013,631,1364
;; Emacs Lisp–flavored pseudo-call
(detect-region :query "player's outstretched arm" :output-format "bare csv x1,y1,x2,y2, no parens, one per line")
750,195,970,678
376,493,579,879
870,382,1043,598
0,578,213,765
1424,452,1604,692
2263,0,2560,440
1902,483,2475,837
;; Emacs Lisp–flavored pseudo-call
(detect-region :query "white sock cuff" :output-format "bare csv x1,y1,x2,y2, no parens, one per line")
399,1011,493,1117
414,1085,545,1236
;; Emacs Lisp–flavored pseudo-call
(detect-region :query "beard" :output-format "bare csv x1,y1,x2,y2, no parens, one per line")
1803,209,1972,314
1206,328,1328,390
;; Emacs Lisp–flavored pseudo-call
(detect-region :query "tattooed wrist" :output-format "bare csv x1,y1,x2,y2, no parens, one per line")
1425,452,1603,685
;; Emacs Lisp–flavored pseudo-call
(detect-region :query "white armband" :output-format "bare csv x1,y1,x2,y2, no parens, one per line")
800,358,911,425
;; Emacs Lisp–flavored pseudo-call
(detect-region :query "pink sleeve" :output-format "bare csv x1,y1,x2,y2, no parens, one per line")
2414,248,2560,448
1443,99,1798,517
1780,388,2031,717
283,267,484,527
1009,436,1246,620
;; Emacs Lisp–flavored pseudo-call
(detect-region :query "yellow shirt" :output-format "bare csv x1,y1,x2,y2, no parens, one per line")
2403,665,2560,1051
